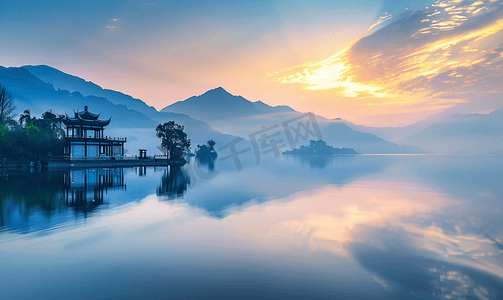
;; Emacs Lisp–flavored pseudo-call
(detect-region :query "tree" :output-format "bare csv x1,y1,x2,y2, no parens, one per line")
41,109,65,138
1,109,65,163
156,121,191,160
195,139,217,159
207,139,216,148
0,85,15,126
19,109,33,127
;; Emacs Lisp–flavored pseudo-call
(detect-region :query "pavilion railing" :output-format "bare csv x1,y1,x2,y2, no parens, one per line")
50,155,170,161
65,135,127,141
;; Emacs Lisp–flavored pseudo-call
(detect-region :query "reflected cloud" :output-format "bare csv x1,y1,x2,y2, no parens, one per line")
268,181,503,295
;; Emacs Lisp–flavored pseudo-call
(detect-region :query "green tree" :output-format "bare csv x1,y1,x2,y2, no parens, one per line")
1,109,65,163
156,121,191,160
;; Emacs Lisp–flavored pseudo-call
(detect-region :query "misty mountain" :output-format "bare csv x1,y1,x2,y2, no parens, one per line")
320,121,425,154
0,66,156,129
1,65,427,154
161,87,262,122
22,65,160,118
162,87,425,154
253,100,296,114
0,66,236,154
344,121,432,144
402,108,503,153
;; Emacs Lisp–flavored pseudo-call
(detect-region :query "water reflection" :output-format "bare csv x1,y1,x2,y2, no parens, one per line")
292,154,357,169
196,156,216,173
157,165,190,200
1,156,503,299
267,181,503,298
0,168,127,233
0,169,65,228
64,168,125,214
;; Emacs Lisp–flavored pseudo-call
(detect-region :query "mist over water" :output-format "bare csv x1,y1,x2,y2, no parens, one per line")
1,154,503,299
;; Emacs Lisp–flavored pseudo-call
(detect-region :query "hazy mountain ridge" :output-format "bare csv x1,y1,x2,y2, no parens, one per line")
402,108,503,153
22,65,211,126
344,121,432,144
321,122,426,154
252,100,296,114
0,66,156,129
5,64,499,154
161,87,262,122
161,86,425,154
0,66,236,154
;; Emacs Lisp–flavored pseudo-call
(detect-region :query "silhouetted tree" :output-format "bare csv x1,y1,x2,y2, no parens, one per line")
157,166,190,200
19,109,33,127
195,139,217,159
41,109,65,138
155,121,191,160
0,85,15,126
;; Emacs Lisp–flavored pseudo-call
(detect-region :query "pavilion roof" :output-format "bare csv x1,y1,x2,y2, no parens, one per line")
63,106,111,127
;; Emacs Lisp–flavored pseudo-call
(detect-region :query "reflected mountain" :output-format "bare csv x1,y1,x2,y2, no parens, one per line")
181,154,390,219
0,154,393,231
157,165,190,200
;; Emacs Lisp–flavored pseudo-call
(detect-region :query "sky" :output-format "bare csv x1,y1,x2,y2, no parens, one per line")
1,0,502,126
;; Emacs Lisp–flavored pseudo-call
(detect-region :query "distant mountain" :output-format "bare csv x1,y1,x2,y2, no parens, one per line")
2,65,430,154
161,87,263,122
344,121,432,144
23,65,160,118
320,121,426,154
252,100,295,114
402,108,503,153
0,66,236,154
0,67,156,129
161,86,425,154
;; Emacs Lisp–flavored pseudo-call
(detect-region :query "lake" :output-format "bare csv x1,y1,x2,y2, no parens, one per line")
1,154,503,299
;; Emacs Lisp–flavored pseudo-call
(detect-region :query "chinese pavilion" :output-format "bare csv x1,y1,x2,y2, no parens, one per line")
63,106,126,157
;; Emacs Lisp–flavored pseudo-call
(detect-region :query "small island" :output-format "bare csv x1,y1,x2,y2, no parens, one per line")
195,139,218,159
283,140,359,155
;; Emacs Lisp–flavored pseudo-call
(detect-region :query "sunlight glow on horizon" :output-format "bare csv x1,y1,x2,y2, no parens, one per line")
275,0,503,123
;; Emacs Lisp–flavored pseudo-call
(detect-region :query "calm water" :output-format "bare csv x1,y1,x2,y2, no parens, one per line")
1,154,503,299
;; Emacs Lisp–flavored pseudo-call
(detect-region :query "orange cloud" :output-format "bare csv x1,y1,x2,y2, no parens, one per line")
275,0,503,115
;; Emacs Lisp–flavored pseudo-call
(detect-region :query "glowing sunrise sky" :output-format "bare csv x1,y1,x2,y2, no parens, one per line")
1,0,502,126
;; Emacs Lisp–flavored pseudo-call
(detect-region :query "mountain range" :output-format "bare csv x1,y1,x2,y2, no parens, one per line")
1,64,501,154
161,86,425,154
0,65,235,155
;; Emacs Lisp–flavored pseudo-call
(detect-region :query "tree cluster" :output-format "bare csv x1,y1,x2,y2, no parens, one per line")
155,121,191,160
0,85,65,163
195,139,217,159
